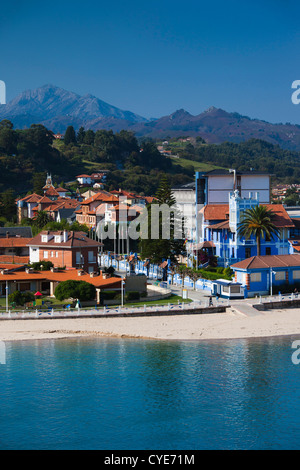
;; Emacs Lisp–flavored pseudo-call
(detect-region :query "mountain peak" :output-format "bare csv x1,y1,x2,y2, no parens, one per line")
169,109,192,120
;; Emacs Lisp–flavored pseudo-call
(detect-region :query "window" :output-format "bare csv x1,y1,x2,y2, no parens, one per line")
20,282,31,292
250,272,261,282
245,247,251,258
43,251,48,259
88,251,95,262
265,247,271,255
41,235,48,242
56,252,59,258
275,271,285,281
293,270,300,280
230,286,241,294
51,251,54,258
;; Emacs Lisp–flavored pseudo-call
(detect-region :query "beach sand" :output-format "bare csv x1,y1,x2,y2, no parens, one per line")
0,307,300,342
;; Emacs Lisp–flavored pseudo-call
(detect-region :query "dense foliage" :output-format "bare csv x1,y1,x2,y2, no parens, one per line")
54,279,96,301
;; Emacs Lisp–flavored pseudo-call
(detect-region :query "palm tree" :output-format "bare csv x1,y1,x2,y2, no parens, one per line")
33,210,51,229
237,205,280,256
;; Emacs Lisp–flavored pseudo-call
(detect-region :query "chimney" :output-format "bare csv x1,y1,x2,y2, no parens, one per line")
6,231,9,238
63,230,68,243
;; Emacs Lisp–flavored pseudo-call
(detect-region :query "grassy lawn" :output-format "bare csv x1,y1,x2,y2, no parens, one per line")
0,294,192,311
108,294,192,308
170,156,225,172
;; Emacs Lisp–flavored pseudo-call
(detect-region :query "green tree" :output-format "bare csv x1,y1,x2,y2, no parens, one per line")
237,205,280,256
139,176,185,263
77,126,86,144
64,126,77,145
33,210,51,229
54,280,96,301
0,189,16,221
32,171,47,195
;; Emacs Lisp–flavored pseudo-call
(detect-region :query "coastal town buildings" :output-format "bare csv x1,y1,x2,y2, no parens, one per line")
27,230,103,273
0,266,122,303
231,254,300,297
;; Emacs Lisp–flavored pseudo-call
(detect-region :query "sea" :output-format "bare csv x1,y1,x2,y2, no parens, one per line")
0,335,300,450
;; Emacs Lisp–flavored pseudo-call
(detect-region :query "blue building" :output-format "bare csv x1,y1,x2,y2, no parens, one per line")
197,190,295,266
231,254,300,297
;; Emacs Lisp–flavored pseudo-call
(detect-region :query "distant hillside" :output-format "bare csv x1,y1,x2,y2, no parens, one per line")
1,85,300,150
0,84,146,131
131,108,300,151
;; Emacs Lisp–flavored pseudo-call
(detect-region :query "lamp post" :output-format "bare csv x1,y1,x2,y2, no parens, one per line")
121,279,125,306
5,280,8,312
270,268,277,296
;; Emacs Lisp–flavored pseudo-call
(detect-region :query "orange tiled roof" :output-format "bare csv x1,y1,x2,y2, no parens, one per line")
203,205,229,221
203,203,294,228
0,269,122,289
0,237,32,247
0,255,29,264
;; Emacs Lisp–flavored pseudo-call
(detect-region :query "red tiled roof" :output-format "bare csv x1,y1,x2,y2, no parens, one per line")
27,231,103,248
81,192,119,205
19,193,43,203
203,205,229,221
203,203,294,228
263,204,295,228
0,255,29,264
0,237,32,247
231,254,300,270
44,187,60,196
0,269,122,289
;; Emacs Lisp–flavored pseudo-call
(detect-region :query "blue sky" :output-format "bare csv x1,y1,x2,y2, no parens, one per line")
1,0,300,123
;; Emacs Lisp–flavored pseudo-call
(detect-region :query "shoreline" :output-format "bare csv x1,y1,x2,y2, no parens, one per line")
1,307,300,342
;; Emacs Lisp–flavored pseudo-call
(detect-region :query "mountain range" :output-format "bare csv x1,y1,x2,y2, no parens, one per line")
1,84,300,150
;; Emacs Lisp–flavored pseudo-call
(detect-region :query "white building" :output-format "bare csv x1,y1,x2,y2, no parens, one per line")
196,169,271,206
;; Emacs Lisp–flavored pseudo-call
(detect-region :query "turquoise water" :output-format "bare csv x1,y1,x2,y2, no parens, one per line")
0,336,300,450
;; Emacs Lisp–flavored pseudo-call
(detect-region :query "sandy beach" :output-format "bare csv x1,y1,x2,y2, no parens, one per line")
0,306,300,342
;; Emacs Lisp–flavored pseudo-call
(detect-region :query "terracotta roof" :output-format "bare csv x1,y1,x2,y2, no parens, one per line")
231,254,300,270
263,204,295,228
289,240,300,252
0,264,25,270
27,231,103,248
0,255,29,264
81,192,119,205
203,205,229,221
203,203,294,228
19,193,43,203
207,221,230,230
0,237,32,247
38,196,53,204
0,269,122,289
44,187,60,196
77,174,91,178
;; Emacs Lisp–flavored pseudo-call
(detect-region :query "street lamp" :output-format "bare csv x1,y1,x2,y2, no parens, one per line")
5,280,8,312
121,279,125,306
270,268,277,296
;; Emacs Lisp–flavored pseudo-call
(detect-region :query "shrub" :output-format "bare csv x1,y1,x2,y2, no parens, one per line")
54,280,96,301
126,291,140,301
29,261,54,271
8,290,35,306
101,290,118,300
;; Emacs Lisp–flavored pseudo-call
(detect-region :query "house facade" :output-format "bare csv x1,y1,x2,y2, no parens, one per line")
197,190,294,266
231,254,300,297
27,230,103,273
